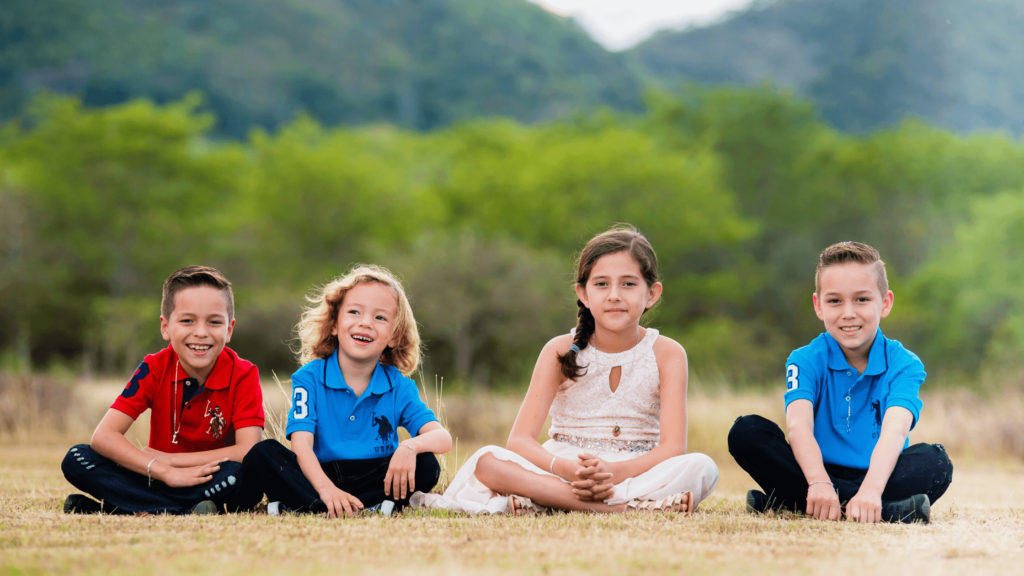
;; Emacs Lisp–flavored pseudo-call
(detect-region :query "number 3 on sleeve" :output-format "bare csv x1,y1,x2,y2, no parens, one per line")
293,388,309,419
786,364,799,390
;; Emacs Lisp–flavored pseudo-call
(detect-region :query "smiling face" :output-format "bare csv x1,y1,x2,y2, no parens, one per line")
813,261,894,370
332,281,399,371
575,250,662,338
160,285,234,382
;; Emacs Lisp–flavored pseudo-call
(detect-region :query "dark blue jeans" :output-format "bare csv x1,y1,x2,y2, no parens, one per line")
728,414,953,511
239,439,441,513
61,444,260,514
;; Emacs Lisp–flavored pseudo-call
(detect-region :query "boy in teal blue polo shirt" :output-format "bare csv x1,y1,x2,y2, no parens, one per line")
240,265,452,516
728,242,952,523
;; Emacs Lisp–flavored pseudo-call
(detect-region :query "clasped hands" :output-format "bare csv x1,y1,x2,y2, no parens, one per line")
568,452,617,502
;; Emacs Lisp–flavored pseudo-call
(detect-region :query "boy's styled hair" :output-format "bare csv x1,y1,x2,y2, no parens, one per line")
295,264,420,375
815,241,889,296
558,224,659,380
161,265,235,320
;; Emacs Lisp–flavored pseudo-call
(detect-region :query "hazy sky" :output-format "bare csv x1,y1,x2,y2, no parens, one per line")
529,0,757,50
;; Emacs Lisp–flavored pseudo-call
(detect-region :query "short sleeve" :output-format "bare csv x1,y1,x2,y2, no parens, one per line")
783,349,819,408
395,375,437,435
885,351,925,429
231,362,265,430
110,357,159,419
286,364,319,438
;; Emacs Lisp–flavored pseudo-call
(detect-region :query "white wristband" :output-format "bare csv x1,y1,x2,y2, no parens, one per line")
146,457,158,488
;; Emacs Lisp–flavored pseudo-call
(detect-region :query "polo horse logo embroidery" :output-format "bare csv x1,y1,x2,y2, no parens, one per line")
373,414,395,445
206,405,226,440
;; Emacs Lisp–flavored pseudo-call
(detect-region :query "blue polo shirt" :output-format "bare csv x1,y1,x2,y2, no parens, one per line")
286,352,437,462
783,329,925,469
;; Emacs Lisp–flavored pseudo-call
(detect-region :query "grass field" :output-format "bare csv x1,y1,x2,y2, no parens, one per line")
1,378,1022,575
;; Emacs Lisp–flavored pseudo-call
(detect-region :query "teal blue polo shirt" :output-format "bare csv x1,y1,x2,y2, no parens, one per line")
783,329,925,469
286,352,437,461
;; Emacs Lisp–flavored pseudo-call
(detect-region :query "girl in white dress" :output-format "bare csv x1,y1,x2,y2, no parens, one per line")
414,225,718,514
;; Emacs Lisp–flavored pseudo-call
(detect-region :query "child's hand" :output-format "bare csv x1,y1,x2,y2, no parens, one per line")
806,482,842,521
845,490,882,523
317,484,363,518
384,443,418,500
570,453,615,501
159,460,222,488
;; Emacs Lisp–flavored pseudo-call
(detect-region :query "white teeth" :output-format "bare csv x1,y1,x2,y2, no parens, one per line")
188,344,212,351
353,335,372,342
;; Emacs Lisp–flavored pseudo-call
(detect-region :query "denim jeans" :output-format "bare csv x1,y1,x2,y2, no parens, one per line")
239,438,440,513
727,414,953,511
61,444,260,514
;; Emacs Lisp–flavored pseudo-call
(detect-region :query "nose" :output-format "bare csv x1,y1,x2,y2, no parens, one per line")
841,301,856,318
608,284,622,301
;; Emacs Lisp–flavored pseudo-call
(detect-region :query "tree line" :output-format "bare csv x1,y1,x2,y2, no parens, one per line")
2,86,1022,389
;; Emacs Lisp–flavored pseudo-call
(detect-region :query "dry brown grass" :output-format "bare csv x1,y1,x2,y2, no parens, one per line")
2,375,1023,575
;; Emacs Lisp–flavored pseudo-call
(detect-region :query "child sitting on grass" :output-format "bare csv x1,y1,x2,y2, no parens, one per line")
62,265,264,514
729,241,953,523
240,265,451,516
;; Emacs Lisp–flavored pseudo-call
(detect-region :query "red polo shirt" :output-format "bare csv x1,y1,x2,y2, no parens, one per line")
111,345,264,453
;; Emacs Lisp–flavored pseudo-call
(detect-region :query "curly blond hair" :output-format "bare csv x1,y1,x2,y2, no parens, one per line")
295,265,420,375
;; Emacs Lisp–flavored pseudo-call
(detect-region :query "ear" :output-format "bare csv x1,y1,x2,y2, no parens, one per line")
812,292,824,321
575,283,589,308
880,290,894,319
225,319,235,343
160,316,170,341
645,282,663,309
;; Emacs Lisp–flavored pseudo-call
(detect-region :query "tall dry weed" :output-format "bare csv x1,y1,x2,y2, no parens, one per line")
0,372,74,439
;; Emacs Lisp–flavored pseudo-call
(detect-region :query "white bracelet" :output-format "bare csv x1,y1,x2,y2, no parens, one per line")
808,480,833,488
146,457,158,488
549,455,557,474
401,443,417,453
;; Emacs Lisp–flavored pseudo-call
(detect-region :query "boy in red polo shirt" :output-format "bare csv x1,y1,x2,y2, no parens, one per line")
61,265,265,514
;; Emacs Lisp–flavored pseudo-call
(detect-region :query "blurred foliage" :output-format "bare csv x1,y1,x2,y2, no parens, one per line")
2,86,1024,390
0,0,642,138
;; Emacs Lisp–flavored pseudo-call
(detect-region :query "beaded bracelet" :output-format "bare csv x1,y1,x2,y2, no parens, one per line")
146,457,158,488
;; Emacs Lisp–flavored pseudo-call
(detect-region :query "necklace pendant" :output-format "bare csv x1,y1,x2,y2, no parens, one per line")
612,425,621,437
172,432,179,444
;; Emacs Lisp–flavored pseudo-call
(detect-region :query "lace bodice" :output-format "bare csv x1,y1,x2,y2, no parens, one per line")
548,328,661,442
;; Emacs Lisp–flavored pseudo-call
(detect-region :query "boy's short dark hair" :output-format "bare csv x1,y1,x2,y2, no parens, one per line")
814,241,888,296
161,265,234,320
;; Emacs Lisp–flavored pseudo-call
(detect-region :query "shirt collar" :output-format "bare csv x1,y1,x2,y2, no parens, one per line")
825,328,887,376
325,351,394,395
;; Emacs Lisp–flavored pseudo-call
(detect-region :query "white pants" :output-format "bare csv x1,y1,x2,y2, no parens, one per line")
411,440,719,514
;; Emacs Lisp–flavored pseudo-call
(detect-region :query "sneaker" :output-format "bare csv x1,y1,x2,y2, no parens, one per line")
190,500,219,515
63,493,102,514
267,501,287,516
881,494,931,524
745,490,770,514
363,500,395,516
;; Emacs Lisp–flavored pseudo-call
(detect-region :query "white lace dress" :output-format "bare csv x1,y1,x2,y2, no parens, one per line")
412,328,719,513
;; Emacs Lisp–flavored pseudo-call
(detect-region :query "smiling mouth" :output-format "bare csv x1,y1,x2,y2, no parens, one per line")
839,326,861,334
187,344,212,352
352,334,373,343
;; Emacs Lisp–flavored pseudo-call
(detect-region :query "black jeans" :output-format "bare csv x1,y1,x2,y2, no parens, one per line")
239,439,441,513
728,414,953,511
61,444,260,514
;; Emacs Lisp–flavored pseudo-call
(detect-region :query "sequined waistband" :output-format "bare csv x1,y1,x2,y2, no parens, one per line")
550,433,657,454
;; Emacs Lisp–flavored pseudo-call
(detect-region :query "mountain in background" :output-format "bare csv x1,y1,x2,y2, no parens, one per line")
631,0,1024,134
4,0,1024,137
1,0,642,137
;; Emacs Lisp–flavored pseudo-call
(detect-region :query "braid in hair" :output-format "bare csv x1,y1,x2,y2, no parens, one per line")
558,299,596,380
